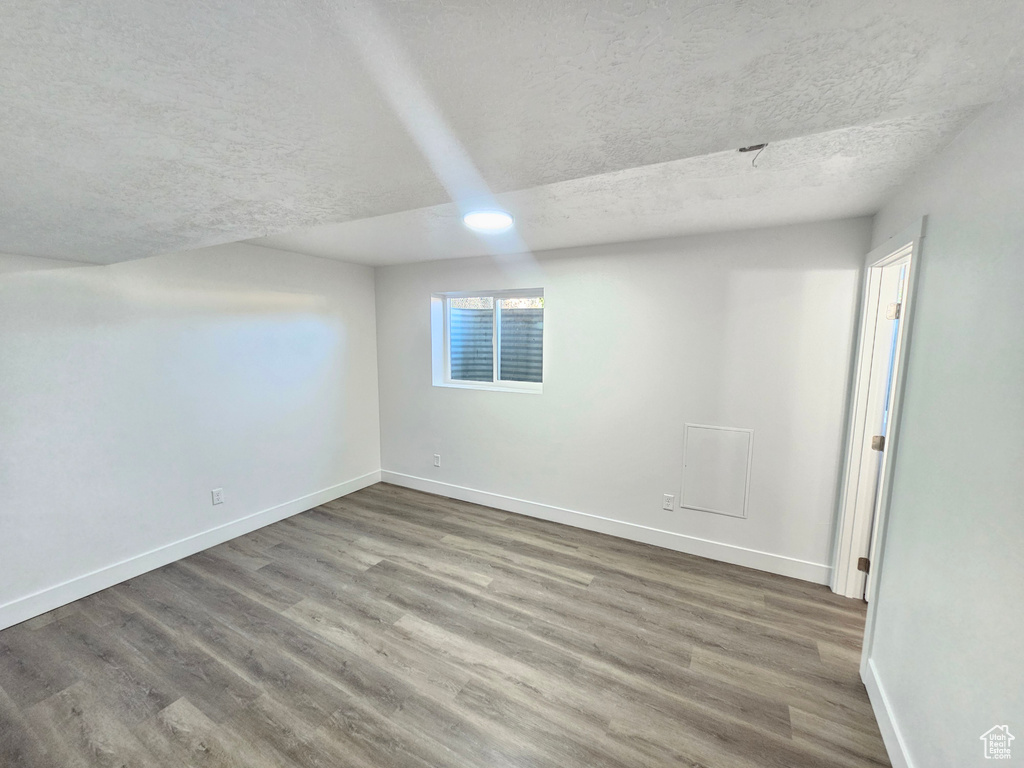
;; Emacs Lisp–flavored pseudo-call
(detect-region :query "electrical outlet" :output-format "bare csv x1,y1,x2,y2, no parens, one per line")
662,494,675,511
433,454,441,467
211,488,224,505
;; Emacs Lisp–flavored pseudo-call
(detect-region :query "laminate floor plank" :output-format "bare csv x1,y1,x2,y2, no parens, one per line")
350,534,496,588
113,579,358,730
589,574,865,656
221,694,375,768
0,684,58,768
249,557,406,628
32,616,177,728
73,590,136,629
281,597,473,703
689,646,878,725
23,681,165,768
132,696,296,768
490,569,825,678
452,678,638,768
203,540,274,573
179,550,307,613
0,482,889,767
109,607,262,725
0,627,82,710
364,563,586,682
153,564,417,718
790,706,893,766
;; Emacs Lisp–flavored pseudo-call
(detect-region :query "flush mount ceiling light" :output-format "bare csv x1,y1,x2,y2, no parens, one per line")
463,210,514,233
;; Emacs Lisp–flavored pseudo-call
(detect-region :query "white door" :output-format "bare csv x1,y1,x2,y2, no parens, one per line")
862,261,910,601
831,222,921,602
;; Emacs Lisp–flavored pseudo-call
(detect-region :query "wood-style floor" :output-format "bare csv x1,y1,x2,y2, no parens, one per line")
0,483,889,768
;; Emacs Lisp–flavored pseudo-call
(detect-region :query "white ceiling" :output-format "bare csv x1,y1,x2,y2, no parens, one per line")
2,1,1022,265
251,107,978,265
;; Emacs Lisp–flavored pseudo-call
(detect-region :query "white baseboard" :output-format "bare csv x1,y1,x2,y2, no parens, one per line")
0,470,381,631
862,657,913,768
380,471,831,584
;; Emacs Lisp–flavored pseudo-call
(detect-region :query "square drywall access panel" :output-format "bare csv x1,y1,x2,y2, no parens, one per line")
681,424,753,518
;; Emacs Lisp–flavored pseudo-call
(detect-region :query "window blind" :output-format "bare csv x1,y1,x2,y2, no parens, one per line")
499,306,543,382
449,302,494,382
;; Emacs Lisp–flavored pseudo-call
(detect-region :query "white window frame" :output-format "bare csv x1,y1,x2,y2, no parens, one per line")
430,288,544,394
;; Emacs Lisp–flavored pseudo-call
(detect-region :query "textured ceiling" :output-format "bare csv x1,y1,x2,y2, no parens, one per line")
250,108,979,265
2,0,1022,264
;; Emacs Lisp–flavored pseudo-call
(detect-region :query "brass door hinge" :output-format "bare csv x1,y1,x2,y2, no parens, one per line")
857,557,870,574
871,435,885,451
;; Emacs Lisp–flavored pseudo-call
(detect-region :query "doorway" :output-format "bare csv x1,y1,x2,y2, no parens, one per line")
831,220,923,601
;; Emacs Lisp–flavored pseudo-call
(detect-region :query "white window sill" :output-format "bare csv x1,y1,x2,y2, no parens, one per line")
434,380,542,394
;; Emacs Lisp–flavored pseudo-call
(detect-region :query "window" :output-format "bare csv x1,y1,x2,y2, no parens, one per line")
431,289,544,393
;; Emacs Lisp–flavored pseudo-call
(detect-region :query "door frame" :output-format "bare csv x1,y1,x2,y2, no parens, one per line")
831,218,924,599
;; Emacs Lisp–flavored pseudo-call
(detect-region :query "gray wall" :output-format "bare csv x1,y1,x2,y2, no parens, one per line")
867,96,1024,766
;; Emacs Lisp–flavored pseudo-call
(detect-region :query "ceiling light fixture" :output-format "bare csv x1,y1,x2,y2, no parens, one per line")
463,210,514,233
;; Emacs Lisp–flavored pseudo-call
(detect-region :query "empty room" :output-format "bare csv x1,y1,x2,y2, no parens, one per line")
1,2,1021,767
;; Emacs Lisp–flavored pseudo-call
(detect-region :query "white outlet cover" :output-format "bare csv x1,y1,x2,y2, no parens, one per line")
211,488,224,505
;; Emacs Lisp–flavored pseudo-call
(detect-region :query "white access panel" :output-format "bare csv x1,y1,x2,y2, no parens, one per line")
681,424,753,518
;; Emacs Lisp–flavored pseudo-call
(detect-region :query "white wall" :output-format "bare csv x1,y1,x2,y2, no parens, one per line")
0,243,381,629
375,218,872,582
863,97,1024,767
